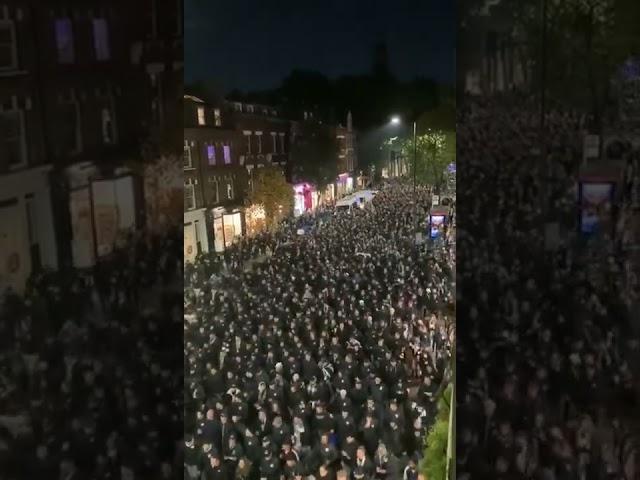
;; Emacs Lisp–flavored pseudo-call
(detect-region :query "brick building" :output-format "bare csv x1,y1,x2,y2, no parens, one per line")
183,94,294,258
183,94,248,259
0,0,182,292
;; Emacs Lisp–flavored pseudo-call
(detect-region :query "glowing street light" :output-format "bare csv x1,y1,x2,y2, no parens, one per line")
390,116,401,125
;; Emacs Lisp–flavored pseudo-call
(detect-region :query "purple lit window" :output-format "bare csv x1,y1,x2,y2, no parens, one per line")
92,19,110,61
207,145,216,165
55,19,75,64
223,145,231,164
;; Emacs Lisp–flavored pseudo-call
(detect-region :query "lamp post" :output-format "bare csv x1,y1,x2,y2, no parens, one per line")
390,115,419,246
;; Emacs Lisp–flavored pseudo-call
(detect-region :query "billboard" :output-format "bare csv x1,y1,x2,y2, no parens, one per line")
430,215,445,239
579,182,614,234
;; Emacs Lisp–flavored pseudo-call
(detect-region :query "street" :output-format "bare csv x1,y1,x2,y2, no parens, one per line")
184,181,455,479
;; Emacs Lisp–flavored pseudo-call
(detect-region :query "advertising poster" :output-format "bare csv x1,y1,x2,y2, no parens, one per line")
69,188,95,268
184,223,197,263
430,215,445,239
213,215,225,252
579,182,614,234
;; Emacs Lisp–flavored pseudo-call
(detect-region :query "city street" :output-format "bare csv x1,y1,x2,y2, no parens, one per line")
184,181,455,479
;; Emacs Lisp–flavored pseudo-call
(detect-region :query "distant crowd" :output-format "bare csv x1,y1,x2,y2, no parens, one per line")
0,228,183,480
184,182,455,480
457,94,640,480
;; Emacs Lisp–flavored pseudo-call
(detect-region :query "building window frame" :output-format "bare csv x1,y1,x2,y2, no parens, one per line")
279,132,286,154
206,143,216,166
256,131,262,154
223,144,231,165
197,106,206,126
183,141,193,169
1,110,28,170
227,182,234,200
92,18,111,61
0,20,18,71
271,132,277,153
214,108,222,126
243,131,252,154
54,18,75,64
101,107,115,144
184,181,196,210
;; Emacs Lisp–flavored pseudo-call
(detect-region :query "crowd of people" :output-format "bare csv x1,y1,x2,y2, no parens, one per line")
457,94,640,480
184,182,455,480
0,228,183,479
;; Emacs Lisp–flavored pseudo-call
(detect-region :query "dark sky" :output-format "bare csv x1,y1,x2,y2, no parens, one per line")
185,0,455,93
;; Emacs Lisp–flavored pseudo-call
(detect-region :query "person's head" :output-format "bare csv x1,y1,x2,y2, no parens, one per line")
376,443,388,458
321,433,329,445
210,454,221,468
206,409,214,420
357,446,366,460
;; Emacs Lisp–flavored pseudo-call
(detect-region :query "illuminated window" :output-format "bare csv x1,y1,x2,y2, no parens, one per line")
214,108,221,126
92,19,110,61
207,144,216,165
0,21,17,70
223,145,231,164
246,105,254,113
197,107,205,125
55,18,75,64
227,182,234,200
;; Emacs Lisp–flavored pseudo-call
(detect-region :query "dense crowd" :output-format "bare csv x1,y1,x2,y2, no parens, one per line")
457,95,640,480
0,228,183,480
184,182,455,480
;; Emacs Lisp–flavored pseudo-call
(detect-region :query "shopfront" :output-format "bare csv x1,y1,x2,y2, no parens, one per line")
336,173,354,198
212,207,243,252
293,183,314,217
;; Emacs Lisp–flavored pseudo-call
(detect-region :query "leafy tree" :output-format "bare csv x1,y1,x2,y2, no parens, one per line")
384,130,455,190
421,384,452,480
477,0,640,126
290,123,339,190
247,167,293,227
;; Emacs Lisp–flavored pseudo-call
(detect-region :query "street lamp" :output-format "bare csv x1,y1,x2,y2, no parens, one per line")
388,115,418,202
389,115,419,246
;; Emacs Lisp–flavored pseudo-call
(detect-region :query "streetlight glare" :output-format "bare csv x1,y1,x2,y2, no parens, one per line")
390,116,401,125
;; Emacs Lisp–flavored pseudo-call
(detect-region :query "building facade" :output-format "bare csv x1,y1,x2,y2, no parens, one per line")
183,95,249,259
0,0,182,292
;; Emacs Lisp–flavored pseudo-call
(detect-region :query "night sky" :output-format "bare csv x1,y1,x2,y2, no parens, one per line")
185,0,455,93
